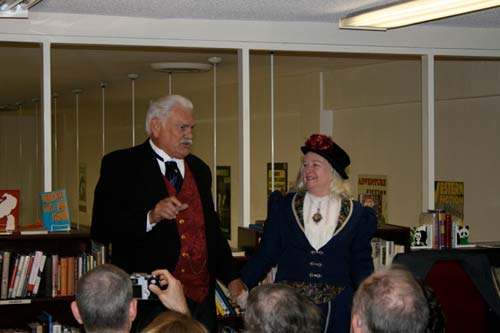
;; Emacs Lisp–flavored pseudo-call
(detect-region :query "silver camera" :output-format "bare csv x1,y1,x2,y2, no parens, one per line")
130,273,160,300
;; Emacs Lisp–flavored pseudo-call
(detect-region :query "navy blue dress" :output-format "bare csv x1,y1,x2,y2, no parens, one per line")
241,191,377,333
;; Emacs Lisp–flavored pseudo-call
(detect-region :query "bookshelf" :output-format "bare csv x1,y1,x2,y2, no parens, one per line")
0,230,91,329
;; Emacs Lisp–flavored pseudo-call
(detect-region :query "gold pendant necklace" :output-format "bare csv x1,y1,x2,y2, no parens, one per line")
312,208,323,223
310,197,327,224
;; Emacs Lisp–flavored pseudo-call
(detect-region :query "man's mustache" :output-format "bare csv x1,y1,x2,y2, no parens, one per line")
181,138,193,146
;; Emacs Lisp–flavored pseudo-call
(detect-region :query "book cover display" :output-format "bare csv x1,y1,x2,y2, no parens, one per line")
267,162,288,195
358,175,388,225
0,190,20,234
434,181,464,225
40,189,71,231
359,193,383,224
216,166,231,239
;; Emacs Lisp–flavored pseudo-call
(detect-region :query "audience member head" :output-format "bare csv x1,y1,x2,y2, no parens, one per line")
71,264,136,333
141,311,207,333
244,283,322,333
351,265,430,333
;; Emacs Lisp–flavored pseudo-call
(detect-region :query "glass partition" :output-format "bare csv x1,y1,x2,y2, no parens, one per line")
250,51,423,228
0,42,42,228
51,45,239,239
435,56,500,241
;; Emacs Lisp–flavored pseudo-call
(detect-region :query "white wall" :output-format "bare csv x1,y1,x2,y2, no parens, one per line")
435,59,500,241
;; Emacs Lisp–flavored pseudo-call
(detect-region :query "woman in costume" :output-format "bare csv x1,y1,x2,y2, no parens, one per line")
241,134,377,333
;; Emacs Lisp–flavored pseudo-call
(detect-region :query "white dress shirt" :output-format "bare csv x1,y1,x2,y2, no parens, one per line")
304,192,341,250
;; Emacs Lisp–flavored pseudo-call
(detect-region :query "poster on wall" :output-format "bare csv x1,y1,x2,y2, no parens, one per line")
79,163,87,213
358,174,388,225
434,180,464,225
216,166,231,239
267,162,288,196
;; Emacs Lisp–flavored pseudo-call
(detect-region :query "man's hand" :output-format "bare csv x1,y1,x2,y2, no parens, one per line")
149,269,190,315
150,196,188,223
228,278,246,304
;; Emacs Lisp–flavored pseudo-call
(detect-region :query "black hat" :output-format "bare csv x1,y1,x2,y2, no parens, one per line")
301,134,350,179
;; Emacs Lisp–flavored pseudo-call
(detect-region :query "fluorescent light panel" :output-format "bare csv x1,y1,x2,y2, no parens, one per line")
339,0,500,30
0,0,41,18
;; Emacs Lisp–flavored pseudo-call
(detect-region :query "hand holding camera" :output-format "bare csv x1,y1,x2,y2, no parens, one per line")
149,269,190,315
130,273,161,300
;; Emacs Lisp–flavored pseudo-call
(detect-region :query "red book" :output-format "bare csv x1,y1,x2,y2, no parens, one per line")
60,257,68,296
445,214,452,249
7,254,20,298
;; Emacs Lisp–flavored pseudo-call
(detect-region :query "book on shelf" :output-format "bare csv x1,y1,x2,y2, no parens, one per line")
26,251,43,297
412,211,475,250
372,237,404,271
410,223,433,250
18,253,34,298
40,189,71,232
32,254,46,296
215,279,242,317
0,189,20,234
37,311,53,333
1,250,11,299
358,175,388,225
359,193,383,225
434,180,464,226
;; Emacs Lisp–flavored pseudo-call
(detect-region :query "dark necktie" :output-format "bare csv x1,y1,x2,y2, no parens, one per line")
165,161,183,193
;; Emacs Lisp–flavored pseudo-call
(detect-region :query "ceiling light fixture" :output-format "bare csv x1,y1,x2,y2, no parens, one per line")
0,0,42,18
339,0,500,30
150,62,212,73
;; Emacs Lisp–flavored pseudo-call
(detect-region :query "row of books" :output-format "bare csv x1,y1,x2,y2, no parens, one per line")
3,311,81,333
411,210,474,250
0,247,107,300
215,280,242,318
372,238,405,271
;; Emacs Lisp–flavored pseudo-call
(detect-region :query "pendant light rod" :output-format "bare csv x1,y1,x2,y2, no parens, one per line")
208,56,222,210
128,74,139,146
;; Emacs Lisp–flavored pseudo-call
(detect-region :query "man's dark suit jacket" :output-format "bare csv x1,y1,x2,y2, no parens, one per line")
91,139,239,295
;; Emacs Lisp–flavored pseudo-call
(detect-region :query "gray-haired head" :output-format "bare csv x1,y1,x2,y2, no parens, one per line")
244,283,322,333
352,265,430,333
74,264,133,333
145,95,193,136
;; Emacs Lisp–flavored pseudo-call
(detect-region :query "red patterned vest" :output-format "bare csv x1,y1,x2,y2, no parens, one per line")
163,163,209,303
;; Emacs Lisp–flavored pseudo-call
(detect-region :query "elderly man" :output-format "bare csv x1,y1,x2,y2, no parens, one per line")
71,264,189,333
351,265,430,333
91,94,244,332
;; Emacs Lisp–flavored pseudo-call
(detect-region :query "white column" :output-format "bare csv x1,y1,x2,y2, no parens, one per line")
270,52,275,192
42,42,52,192
238,48,250,227
422,54,435,211
52,93,59,188
319,72,333,136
